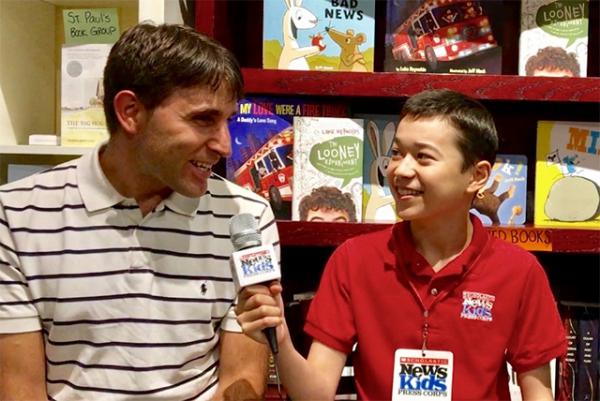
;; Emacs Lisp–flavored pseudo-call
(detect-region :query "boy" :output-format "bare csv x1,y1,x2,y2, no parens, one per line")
237,89,566,400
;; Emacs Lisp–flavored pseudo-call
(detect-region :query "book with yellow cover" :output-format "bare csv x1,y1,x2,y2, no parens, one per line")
534,120,599,228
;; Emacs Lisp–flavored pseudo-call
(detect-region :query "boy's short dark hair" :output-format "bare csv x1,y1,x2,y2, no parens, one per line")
299,186,357,222
525,46,580,77
103,23,243,134
399,89,498,171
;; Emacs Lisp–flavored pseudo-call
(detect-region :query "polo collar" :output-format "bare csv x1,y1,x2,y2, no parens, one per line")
77,143,202,217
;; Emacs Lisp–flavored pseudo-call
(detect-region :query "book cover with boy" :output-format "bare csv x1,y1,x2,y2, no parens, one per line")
263,0,375,72
291,116,364,222
384,0,503,74
471,154,528,226
356,114,398,223
519,0,589,77
227,97,347,219
534,121,599,228
60,44,112,147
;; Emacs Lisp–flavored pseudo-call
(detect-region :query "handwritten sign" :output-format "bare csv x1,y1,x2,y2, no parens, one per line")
487,227,552,252
63,9,119,45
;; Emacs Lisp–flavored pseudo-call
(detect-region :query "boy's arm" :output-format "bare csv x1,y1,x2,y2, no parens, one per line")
212,331,268,400
517,363,554,401
0,331,47,401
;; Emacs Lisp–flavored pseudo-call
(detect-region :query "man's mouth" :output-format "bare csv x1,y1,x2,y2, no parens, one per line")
190,160,212,172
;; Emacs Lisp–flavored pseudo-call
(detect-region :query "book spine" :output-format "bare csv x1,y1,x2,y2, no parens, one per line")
557,313,578,401
575,317,599,401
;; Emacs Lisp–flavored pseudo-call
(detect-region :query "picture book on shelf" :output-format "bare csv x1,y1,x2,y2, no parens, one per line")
356,114,398,223
60,43,112,147
471,154,528,226
263,0,375,72
226,97,347,219
519,0,589,77
291,116,364,222
384,0,503,74
534,121,599,228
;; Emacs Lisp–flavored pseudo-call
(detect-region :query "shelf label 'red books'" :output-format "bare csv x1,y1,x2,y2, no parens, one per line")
384,0,502,74
292,117,364,222
535,121,599,228
357,114,398,223
519,0,589,77
60,44,111,147
471,154,528,226
227,98,347,219
263,0,375,72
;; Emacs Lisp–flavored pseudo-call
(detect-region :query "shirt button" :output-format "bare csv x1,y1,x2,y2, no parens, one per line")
430,288,439,296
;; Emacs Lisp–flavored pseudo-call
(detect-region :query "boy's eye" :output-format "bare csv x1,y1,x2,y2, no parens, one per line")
417,152,432,160
390,148,403,158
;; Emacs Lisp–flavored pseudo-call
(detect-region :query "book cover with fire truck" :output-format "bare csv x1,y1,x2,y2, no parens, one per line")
534,120,599,228
384,0,503,74
291,117,364,222
227,98,347,219
519,0,589,77
263,0,375,72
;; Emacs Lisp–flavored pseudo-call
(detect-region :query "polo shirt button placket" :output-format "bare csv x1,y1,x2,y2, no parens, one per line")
430,288,438,296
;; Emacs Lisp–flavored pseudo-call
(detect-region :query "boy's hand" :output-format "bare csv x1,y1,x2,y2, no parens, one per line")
236,281,289,346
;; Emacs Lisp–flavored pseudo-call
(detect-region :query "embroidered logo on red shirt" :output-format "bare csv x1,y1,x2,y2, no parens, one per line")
460,291,495,322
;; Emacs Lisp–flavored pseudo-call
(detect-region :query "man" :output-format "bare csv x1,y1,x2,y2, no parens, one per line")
0,23,276,400
298,186,357,223
237,89,566,400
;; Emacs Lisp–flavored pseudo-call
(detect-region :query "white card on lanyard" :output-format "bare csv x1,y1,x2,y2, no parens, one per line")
391,349,453,401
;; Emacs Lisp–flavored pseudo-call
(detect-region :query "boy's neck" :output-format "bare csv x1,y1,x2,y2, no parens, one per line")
409,214,474,273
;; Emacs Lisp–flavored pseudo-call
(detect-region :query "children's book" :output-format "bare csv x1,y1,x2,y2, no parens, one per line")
557,310,579,401
356,114,398,223
291,117,364,222
60,44,112,147
227,97,347,219
534,121,599,228
575,313,598,401
384,0,503,74
263,0,375,72
471,154,528,226
519,0,589,77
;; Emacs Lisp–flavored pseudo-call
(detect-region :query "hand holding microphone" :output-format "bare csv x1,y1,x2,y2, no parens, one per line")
230,213,284,355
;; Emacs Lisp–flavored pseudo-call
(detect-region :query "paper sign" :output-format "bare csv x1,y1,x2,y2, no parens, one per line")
63,9,119,45
487,227,552,252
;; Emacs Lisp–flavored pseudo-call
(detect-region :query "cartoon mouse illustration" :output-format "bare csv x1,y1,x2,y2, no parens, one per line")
325,26,368,72
278,0,323,70
472,174,516,225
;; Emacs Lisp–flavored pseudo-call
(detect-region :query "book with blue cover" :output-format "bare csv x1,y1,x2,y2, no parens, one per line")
471,154,528,226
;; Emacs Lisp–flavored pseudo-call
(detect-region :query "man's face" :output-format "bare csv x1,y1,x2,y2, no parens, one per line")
132,84,237,198
386,116,476,223
306,208,350,222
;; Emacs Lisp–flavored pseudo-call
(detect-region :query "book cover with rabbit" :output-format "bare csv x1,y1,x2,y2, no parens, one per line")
357,114,399,223
519,0,589,77
470,154,528,226
263,0,375,72
535,121,600,228
384,0,503,74
292,117,364,222
227,97,347,219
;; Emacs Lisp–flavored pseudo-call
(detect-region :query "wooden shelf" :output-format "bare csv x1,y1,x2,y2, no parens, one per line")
0,145,90,156
277,220,600,253
242,68,600,103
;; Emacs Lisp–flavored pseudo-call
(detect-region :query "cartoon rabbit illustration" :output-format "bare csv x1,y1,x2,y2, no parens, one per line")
278,0,323,70
364,120,397,222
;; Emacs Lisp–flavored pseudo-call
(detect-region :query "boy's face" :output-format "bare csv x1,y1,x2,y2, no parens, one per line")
387,116,482,223
306,208,351,222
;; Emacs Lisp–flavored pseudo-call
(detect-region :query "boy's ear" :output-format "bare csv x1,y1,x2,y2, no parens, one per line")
468,160,492,195
113,90,146,137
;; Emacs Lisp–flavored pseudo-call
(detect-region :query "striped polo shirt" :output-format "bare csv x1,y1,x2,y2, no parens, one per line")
0,146,280,400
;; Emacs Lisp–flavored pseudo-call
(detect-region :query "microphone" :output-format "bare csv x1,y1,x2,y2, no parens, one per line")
229,213,280,355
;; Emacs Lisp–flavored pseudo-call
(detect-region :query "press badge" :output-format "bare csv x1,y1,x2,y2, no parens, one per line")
391,349,453,401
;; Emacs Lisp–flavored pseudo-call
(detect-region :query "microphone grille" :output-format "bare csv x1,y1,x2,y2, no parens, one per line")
229,213,262,251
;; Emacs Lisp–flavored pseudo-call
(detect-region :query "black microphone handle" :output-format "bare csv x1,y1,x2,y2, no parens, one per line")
263,327,279,355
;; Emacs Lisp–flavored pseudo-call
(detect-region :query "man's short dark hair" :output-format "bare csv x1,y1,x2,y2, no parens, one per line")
103,23,243,134
399,89,498,171
299,186,357,222
525,46,580,77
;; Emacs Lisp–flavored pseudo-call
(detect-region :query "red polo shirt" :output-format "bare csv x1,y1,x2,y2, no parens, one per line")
305,216,566,400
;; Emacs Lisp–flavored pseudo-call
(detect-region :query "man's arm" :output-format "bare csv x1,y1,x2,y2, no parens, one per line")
517,363,554,401
0,331,47,401
211,330,269,401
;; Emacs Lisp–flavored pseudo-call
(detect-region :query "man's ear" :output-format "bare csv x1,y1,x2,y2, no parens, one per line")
113,90,145,136
468,160,492,195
